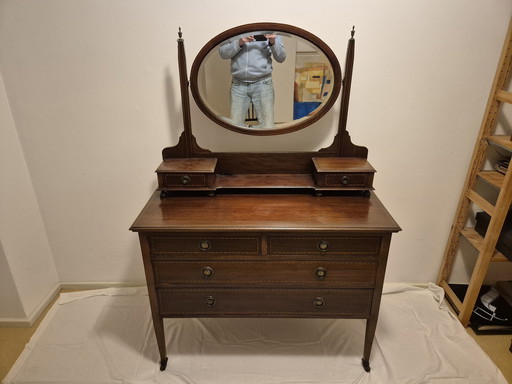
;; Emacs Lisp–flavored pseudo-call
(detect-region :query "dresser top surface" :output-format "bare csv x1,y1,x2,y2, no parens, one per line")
130,191,400,233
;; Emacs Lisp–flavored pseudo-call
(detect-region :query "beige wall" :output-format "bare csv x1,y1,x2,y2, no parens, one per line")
1,0,512,323
0,72,59,324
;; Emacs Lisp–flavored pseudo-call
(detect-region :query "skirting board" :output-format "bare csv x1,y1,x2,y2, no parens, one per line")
0,282,145,327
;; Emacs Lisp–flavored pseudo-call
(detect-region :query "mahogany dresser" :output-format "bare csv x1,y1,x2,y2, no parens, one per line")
130,23,400,373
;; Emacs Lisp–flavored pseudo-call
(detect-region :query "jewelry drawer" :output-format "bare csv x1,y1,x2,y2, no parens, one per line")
157,288,373,317
153,260,377,287
268,236,381,257
149,235,261,256
156,158,217,190
323,173,370,187
160,173,215,188
312,157,376,190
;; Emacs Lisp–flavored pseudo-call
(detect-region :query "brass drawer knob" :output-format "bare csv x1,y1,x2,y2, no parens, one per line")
341,175,351,185
317,240,329,251
315,267,327,279
313,297,325,307
199,240,211,251
205,296,216,306
180,175,191,185
202,266,214,278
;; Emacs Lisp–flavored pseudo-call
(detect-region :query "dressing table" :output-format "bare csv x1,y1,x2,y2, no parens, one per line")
130,23,400,373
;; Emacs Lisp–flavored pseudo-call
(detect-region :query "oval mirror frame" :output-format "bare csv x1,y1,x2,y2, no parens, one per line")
190,22,342,136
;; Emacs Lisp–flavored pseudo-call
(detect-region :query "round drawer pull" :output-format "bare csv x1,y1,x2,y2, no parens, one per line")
341,175,351,185
180,175,191,185
313,297,325,307
205,296,216,306
202,266,214,278
315,267,327,279
317,241,329,251
199,240,211,251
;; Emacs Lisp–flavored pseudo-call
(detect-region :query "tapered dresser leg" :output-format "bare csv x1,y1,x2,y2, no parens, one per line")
362,317,378,372
138,234,169,371
160,356,169,371
153,315,168,371
361,358,371,372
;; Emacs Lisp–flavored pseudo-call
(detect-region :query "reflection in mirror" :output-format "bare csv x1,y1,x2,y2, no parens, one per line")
191,23,341,135
218,31,286,129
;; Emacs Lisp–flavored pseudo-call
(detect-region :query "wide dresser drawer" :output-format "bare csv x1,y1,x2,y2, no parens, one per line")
157,288,373,317
153,260,377,287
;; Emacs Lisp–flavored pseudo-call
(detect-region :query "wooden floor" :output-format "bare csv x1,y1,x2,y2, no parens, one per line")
1,290,511,382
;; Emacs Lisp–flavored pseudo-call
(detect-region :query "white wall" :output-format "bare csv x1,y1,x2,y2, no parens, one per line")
0,0,511,321
0,72,60,324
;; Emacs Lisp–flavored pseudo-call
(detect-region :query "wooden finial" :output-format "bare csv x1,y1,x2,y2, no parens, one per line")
178,27,183,41
351,26,355,38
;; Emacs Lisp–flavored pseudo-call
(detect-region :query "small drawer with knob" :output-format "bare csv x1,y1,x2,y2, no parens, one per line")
149,235,261,257
152,260,377,288
268,236,381,258
156,158,217,191
157,288,373,317
312,157,375,191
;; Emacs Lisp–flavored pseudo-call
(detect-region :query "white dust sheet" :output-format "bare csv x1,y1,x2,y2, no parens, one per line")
3,284,507,384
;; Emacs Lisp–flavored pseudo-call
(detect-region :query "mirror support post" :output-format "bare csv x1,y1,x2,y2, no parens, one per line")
177,28,193,157
336,27,356,156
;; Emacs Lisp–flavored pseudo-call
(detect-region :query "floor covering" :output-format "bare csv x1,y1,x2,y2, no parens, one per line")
3,284,507,384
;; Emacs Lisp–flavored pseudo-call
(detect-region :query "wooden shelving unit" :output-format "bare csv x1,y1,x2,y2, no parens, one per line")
437,19,512,326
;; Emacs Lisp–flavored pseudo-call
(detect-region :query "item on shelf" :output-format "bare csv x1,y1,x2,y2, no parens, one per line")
475,210,512,262
495,158,509,175
450,284,512,334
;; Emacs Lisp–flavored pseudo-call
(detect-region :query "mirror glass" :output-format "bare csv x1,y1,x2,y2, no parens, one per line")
190,23,342,135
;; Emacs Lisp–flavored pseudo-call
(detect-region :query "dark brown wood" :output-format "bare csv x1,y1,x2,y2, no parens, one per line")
336,27,356,156
156,157,375,192
162,143,367,172
313,157,374,173
363,233,392,371
131,192,400,371
156,158,217,191
131,191,400,232
133,23,399,375
157,288,373,317
313,157,375,190
137,233,168,369
152,260,377,287
177,31,193,157
157,158,217,172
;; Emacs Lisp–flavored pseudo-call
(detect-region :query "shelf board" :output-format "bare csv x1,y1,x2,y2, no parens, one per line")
487,135,512,151
477,170,505,189
466,190,495,216
460,227,510,262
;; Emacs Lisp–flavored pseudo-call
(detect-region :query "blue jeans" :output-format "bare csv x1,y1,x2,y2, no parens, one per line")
230,77,275,129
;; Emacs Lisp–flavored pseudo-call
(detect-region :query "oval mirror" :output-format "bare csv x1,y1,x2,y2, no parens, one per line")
190,23,342,136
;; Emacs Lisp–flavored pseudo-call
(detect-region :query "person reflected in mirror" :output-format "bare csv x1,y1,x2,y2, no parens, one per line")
219,33,286,129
